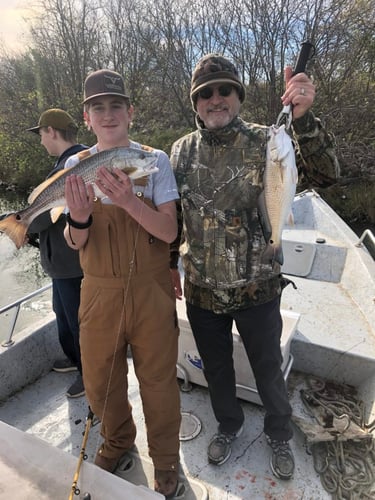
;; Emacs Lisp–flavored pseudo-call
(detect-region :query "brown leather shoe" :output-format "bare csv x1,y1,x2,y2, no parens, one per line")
94,445,128,473
154,469,178,499
94,451,120,473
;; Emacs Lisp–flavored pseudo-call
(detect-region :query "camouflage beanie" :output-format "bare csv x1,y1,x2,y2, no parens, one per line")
190,54,246,111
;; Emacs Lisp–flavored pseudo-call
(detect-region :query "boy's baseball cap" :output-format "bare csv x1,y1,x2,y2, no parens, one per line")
190,53,246,111
83,69,129,104
27,109,78,134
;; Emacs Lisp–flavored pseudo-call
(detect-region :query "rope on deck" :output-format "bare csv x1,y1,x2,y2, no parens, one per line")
301,377,375,499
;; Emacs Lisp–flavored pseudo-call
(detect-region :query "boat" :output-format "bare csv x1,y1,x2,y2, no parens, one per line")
0,189,374,499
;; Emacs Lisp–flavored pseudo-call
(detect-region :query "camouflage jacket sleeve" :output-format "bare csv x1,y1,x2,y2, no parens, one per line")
169,138,184,269
291,111,340,188
169,199,182,268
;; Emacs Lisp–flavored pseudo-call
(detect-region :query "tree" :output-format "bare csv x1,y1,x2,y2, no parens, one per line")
0,0,373,221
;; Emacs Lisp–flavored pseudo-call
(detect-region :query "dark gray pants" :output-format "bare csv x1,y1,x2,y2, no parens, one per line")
52,277,82,374
186,296,293,441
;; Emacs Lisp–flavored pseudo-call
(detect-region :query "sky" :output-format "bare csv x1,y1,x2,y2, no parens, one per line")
0,0,33,52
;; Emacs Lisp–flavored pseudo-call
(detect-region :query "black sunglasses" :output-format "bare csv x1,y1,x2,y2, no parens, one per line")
197,84,234,100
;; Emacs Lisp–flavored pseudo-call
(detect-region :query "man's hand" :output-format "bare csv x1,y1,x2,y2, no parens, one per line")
282,66,316,120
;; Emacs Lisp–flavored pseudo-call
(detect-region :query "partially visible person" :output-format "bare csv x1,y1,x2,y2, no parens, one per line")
63,69,181,498
27,109,88,398
170,54,339,480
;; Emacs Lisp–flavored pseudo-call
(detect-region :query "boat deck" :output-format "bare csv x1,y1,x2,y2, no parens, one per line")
1,190,374,499
0,356,330,500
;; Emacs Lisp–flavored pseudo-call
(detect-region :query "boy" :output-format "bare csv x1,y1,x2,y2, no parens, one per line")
64,69,180,498
27,109,86,398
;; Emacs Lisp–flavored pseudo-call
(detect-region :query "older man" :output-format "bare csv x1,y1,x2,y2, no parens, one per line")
170,53,339,480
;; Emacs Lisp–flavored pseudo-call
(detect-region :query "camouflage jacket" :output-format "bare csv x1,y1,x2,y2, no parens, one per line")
170,113,339,313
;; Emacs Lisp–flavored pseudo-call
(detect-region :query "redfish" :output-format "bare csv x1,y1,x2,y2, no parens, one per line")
258,125,298,266
0,147,159,249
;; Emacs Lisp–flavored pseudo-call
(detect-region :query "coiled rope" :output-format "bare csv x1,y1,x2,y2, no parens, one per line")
300,377,375,499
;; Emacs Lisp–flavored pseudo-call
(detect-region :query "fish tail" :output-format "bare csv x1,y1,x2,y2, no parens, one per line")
261,242,284,266
0,214,28,249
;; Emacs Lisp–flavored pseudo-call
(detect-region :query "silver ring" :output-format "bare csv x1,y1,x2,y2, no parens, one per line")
300,87,306,96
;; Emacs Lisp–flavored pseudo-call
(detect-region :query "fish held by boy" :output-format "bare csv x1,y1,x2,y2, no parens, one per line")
258,124,298,266
0,146,159,249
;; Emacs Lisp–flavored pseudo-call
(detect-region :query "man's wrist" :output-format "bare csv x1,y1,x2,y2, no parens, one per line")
292,111,315,135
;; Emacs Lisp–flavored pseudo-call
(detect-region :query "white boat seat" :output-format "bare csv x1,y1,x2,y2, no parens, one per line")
176,299,300,405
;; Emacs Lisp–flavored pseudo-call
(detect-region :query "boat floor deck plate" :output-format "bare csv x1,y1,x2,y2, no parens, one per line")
179,411,202,441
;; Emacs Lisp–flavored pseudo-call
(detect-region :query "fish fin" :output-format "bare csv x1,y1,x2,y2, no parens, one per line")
291,167,298,184
28,169,70,204
50,206,65,223
261,242,284,266
287,212,294,226
0,213,28,249
129,166,159,180
257,191,272,243
261,244,273,265
275,245,284,265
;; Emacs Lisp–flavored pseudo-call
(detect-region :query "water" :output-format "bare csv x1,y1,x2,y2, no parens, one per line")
0,193,52,343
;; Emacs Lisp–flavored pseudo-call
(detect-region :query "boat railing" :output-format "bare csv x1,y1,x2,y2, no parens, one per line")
0,283,52,348
356,229,375,258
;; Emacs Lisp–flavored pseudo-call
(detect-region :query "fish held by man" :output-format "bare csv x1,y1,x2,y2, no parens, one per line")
258,124,298,266
0,147,159,249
